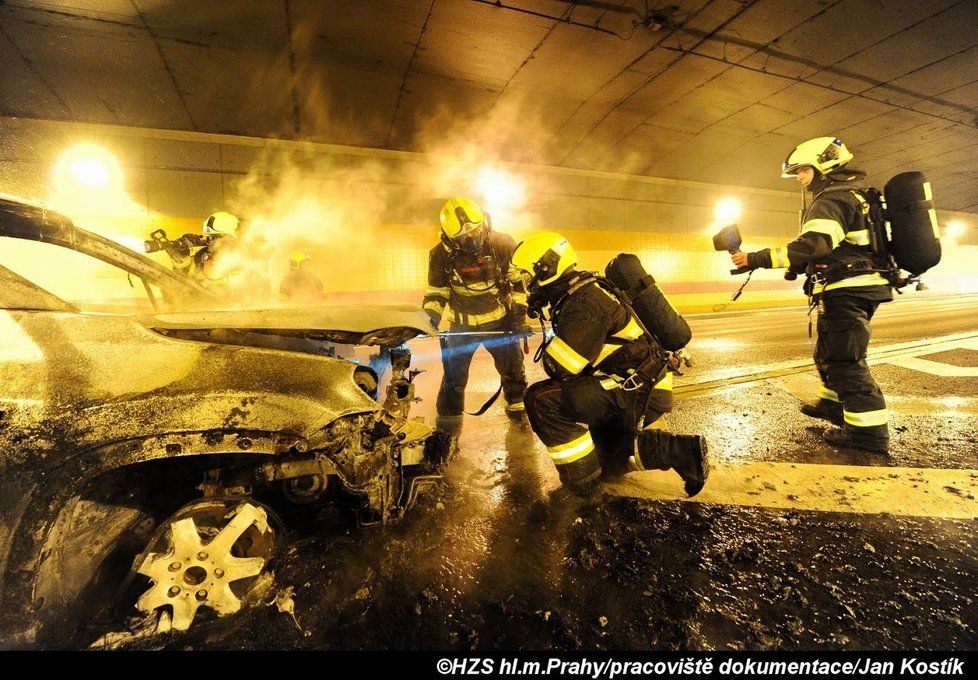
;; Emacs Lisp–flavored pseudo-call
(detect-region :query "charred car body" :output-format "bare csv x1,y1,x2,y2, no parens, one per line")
0,196,444,643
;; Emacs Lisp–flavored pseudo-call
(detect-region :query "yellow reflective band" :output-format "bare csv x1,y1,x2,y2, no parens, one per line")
548,431,595,464
768,246,789,269
817,272,889,293
546,337,589,374
923,182,932,201
844,229,871,246
802,218,846,249
425,285,450,299
653,371,673,391
844,409,889,428
819,385,840,402
505,401,525,412
595,343,623,365
612,316,643,341
511,291,528,306
928,208,940,239
599,376,621,390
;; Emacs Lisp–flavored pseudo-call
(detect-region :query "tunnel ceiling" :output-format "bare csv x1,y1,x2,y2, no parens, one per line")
1,0,977,211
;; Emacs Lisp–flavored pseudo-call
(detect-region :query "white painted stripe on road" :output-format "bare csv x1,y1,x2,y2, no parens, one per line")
891,356,978,377
684,330,978,387
774,374,978,417
605,462,978,519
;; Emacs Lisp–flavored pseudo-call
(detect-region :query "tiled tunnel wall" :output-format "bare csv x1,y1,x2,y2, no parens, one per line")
1,116,976,312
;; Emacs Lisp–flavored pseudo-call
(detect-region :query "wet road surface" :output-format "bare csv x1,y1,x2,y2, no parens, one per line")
116,293,978,650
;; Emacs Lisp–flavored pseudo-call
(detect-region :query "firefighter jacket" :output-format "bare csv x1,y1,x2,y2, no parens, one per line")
541,273,671,390
751,181,892,301
423,231,527,328
280,268,325,303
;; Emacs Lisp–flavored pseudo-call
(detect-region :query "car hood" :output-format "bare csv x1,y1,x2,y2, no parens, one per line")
140,303,436,346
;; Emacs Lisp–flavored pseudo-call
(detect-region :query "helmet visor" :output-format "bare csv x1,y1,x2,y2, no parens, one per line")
453,221,485,252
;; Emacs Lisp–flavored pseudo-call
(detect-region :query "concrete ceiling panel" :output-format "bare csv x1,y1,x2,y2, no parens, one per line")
1,5,192,128
0,0,975,211
413,0,552,86
504,22,662,100
774,96,895,140
809,1,978,94
623,53,727,112
135,0,288,47
288,0,432,73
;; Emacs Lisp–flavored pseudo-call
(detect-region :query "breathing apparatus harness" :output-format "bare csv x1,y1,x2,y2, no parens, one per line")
788,173,901,337
528,271,674,433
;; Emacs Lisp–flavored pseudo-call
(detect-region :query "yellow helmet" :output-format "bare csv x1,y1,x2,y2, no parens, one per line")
439,196,490,253
203,211,240,236
511,232,578,289
781,137,853,178
289,251,309,267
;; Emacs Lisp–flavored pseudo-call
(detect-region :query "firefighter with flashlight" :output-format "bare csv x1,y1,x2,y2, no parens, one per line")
423,197,529,422
732,137,892,454
512,232,708,498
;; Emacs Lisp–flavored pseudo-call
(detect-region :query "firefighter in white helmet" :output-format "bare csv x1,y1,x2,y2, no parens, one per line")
512,232,708,497
733,136,892,454
422,197,529,423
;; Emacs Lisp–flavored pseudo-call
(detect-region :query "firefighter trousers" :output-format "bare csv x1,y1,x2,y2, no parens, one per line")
814,294,889,447
436,321,528,417
523,373,674,489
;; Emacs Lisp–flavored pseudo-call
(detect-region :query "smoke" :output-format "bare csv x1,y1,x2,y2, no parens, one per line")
207,95,567,307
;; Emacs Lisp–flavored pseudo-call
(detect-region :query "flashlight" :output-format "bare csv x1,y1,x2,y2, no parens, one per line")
712,224,751,275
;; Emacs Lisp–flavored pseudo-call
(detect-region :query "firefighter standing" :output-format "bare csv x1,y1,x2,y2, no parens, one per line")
511,232,709,497
733,137,892,454
423,197,529,421
280,251,325,303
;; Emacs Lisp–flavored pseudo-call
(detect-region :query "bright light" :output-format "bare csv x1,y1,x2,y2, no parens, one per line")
714,197,742,225
475,165,526,216
945,220,966,240
53,143,122,192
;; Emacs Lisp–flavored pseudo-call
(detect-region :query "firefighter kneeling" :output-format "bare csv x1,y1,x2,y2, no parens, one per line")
511,233,709,498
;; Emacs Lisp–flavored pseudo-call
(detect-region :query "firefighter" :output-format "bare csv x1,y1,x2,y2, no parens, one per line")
732,136,892,454
192,211,241,283
512,232,709,497
423,197,529,422
279,251,325,303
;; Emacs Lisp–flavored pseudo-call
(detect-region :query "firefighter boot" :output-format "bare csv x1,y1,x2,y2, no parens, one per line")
823,427,889,455
435,414,463,460
800,399,844,426
637,430,710,497
504,400,529,427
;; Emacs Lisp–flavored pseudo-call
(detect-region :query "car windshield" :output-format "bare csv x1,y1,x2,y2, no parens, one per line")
0,236,167,313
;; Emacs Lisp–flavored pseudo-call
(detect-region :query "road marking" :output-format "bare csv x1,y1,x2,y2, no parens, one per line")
604,462,978,519
889,355,978,377
773,374,978,416
678,330,978,393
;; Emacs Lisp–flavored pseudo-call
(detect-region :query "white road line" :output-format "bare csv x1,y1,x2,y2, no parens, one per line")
773,373,978,416
604,462,978,519
682,330,978,387
892,356,978,377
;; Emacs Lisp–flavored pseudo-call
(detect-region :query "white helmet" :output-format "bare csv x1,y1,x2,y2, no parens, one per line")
781,137,853,178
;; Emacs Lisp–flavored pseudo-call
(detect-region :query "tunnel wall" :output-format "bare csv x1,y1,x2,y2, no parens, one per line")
2,116,976,312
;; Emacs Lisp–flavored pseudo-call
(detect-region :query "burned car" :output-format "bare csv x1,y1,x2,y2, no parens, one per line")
0,196,445,644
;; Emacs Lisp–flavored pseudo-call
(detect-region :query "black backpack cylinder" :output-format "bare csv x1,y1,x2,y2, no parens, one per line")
605,253,691,351
884,171,942,276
